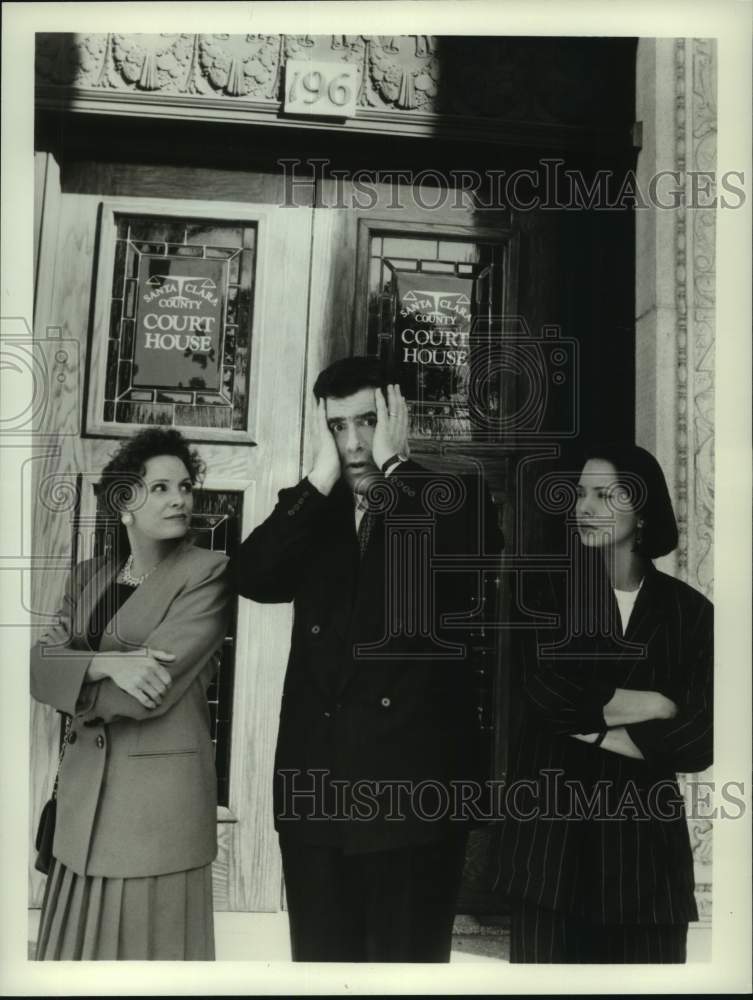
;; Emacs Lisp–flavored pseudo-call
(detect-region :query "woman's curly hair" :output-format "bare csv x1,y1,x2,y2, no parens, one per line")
95,428,205,520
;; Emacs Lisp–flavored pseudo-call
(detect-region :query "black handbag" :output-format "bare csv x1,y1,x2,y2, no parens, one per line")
34,715,71,875
34,798,57,874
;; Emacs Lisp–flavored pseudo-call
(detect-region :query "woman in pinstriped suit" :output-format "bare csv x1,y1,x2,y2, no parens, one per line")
496,443,713,963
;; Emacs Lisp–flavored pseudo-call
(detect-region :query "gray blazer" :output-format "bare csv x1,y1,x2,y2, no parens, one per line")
31,540,230,878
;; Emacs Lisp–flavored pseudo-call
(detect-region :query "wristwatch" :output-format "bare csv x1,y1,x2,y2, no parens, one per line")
380,453,408,475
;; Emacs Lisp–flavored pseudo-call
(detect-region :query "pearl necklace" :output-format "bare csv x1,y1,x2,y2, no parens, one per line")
117,554,157,587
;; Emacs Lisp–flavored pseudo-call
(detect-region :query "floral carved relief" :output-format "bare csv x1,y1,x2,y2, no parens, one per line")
36,32,109,86
690,39,716,599
110,34,195,92
674,38,716,925
35,33,631,127
672,38,717,602
197,35,281,98
367,35,440,110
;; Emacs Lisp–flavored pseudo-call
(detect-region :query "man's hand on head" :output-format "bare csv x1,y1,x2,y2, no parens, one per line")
308,398,341,496
372,384,410,471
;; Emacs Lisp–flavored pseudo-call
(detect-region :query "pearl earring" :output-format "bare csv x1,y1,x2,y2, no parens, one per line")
121,512,134,526
634,519,645,551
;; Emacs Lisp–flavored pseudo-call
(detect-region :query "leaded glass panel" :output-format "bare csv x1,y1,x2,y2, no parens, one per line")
367,232,504,440
103,215,256,437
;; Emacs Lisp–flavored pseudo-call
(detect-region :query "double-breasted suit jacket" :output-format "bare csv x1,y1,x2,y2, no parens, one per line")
30,540,231,878
230,460,503,854
496,557,713,925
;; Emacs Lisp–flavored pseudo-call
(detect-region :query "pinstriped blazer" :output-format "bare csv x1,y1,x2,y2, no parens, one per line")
496,559,713,925
30,540,231,878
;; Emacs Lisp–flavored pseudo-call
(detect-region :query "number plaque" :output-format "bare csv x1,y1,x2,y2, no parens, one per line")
283,59,358,119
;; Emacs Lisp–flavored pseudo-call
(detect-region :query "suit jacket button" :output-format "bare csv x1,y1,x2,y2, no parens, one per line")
67,731,77,744
380,697,391,708
311,625,320,635
324,710,331,718
96,735,105,749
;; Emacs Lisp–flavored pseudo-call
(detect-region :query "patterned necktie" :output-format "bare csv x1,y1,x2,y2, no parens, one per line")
356,499,373,558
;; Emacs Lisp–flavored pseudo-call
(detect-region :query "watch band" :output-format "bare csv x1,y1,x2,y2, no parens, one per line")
594,729,608,747
380,453,407,474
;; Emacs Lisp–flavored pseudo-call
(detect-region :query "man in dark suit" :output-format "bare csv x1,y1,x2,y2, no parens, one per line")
230,356,502,962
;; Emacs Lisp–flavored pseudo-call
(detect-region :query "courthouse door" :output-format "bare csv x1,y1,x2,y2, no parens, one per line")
299,168,627,913
31,156,629,919
30,155,313,913
303,182,534,913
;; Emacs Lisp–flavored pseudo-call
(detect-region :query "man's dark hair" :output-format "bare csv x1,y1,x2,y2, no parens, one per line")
579,441,679,559
313,356,400,402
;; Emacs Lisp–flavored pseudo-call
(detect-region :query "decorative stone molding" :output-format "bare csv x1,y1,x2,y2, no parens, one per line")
35,34,636,151
688,39,716,599
673,37,716,925
673,37,716,600
635,37,715,929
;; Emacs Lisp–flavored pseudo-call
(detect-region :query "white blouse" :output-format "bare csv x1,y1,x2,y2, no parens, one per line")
613,578,644,632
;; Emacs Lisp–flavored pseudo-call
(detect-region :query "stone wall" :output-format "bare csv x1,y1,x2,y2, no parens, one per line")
635,37,716,926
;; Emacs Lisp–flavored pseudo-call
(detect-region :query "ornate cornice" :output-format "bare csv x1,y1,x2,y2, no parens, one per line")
35,33,636,153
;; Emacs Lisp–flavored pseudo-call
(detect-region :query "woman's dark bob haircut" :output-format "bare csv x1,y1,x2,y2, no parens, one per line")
579,442,679,559
95,427,204,519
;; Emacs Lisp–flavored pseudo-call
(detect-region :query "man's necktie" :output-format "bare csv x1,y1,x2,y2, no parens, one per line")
357,501,373,558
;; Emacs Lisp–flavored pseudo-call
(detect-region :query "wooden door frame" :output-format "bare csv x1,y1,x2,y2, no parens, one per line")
29,177,314,913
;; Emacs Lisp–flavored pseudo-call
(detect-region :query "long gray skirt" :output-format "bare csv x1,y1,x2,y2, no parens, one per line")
35,857,215,960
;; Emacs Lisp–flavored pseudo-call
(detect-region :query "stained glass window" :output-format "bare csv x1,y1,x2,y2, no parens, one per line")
190,491,241,809
103,215,255,437
367,229,576,443
366,232,505,440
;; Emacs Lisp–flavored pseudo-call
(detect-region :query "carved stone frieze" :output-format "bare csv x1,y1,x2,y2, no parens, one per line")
367,34,440,110
36,32,109,86
688,817,714,867
197,34,281,98
694,885,713,924
35,33,635,133
111,33,194,92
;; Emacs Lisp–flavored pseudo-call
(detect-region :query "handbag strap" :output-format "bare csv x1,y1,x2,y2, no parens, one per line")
51,714,72,801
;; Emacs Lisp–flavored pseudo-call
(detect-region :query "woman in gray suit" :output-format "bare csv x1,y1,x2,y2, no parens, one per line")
31,428,231,960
